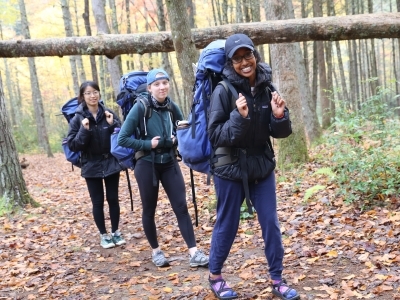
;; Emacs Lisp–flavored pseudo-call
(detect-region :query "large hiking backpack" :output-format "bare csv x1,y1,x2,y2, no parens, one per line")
176,40,238,226
61,97,82,168
177,40,238,174
116,71,148,120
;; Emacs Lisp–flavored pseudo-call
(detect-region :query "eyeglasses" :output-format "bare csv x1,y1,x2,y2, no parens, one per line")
231,51,255,64
83,91,99,96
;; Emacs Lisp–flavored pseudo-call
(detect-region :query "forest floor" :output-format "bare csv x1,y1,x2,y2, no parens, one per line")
0,153,399,300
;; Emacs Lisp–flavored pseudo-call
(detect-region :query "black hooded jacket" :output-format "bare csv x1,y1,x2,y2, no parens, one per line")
207,62,292,182
67,102,122,178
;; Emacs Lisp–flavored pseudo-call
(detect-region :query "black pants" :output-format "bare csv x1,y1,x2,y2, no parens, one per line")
85,172,120,234
134,159,196,249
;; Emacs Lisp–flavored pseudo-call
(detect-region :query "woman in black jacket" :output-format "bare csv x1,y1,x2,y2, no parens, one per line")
207,34,300,300
67,81,125,249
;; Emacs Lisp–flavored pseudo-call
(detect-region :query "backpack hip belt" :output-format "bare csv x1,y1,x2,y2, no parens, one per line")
81,153,110,160
213,145,267,167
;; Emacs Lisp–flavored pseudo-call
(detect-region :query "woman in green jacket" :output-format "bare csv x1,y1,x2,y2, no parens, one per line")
118,69,209,268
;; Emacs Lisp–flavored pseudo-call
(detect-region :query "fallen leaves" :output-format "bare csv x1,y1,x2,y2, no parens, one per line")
0,153,399,299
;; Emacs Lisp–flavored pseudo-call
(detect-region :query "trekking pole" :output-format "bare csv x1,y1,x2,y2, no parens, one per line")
125,169,133,211
190,168,198,227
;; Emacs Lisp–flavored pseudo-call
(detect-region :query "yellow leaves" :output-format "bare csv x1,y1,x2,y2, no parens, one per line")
374,274,388,280
342,274,356,280
163,287,173,293
326,250,338,258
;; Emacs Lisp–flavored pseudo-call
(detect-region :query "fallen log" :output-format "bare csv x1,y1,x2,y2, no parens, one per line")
0,13,399,58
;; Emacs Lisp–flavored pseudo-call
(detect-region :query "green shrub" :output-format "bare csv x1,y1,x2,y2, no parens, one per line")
317,87,400,208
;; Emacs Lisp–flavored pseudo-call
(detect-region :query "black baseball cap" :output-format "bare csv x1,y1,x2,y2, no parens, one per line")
225,33,255,59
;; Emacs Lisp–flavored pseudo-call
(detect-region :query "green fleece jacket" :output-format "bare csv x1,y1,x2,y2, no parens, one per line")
118,95,183,164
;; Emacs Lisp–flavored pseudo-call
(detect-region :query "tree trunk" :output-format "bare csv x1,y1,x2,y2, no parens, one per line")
1,13,399,58
312,42,318,111
156,0,178,106
367,0,379,96
108,0,122,74
125,0,134,71
301,0,309,80
83,0,98,83
313,0,330,129
236,0,243,23
60,0,80,95
18,0,53,158
0,74,37,209
165,0,198,112
2,59,16,126
186,0,196,28
13,67,22,119
264,1,308,165
72,0,87,83
91,0,121,99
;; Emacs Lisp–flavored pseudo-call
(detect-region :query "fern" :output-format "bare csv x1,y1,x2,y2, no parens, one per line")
304,185,326,202
314,167,335,179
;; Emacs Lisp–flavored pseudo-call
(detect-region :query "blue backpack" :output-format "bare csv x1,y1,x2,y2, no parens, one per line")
176,40,238,226
177,40,237,174
116,71,148,120
61,97,82,168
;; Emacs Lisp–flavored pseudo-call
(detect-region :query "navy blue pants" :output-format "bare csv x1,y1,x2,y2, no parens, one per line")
209,172,284,280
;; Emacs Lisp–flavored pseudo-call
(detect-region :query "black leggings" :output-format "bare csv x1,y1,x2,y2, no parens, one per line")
134,159,196,249
85,172,120,234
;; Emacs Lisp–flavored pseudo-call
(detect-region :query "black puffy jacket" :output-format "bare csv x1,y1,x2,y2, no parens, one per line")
67,103,122,178
207,62,292,182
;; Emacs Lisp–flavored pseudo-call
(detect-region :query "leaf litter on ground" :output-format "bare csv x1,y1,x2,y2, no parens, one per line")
0,153,399,299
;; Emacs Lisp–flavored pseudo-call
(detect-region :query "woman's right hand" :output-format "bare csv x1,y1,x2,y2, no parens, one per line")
151,136,161,149
82,118,90,130
236,93,248,118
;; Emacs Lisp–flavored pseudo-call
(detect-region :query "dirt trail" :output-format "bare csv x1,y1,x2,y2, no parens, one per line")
0,154,399,299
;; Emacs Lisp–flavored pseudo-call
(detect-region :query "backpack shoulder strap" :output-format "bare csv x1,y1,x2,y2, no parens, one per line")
219,78,238,111
136,95,152,138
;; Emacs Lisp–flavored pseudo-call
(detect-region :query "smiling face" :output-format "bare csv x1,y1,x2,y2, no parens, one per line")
147,73,170,102
82,86,100,108
231,47,257,86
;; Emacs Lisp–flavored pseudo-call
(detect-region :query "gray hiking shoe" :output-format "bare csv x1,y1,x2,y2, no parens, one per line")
111,230,126,246
189,250,209,267
152,250,170,267
100,233,115,249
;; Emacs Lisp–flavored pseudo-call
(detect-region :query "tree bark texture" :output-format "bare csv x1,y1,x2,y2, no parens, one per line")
83,0,98,83
0,75,35,209
313,0,330,129
91,0,121,99
264,0,309,164
61,0,80,95
266,0,320,146
166,0,198,110
18,0,53,158
156,0,178,107
1,13,399,58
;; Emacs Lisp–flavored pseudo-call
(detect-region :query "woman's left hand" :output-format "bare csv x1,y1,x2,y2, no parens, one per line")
271,91,286,118
105,111,113,125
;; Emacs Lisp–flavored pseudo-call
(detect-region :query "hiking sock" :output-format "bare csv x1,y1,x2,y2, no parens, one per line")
189,247,198,257
152,247,161,255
